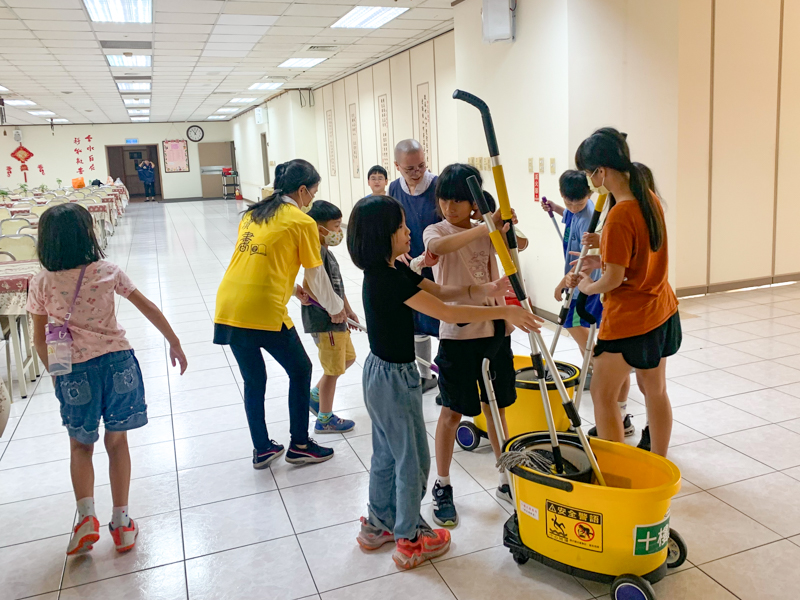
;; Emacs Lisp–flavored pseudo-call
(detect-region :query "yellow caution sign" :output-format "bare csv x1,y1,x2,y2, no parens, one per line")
546,500,603,553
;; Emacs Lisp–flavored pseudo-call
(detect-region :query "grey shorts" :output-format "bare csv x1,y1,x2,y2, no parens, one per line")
54,349,147,445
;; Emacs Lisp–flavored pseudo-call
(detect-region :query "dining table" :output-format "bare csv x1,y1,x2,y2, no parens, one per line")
0,259,41,399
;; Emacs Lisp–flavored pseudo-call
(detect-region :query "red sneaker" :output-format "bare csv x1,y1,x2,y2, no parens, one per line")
356,516,395,550
109,518,139,553
66,515,100,556
392,525,451,570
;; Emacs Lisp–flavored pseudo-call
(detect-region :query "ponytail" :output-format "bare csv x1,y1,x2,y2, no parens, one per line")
244,159,321,225
575,127,665,252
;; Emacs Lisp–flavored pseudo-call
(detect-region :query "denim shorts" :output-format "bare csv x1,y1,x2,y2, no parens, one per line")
54,349,147,445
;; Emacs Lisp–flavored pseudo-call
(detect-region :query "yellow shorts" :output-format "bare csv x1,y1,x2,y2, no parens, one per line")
313,330,356,376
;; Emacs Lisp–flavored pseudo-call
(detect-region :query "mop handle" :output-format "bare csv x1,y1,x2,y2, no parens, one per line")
542,196,563,242
304,296,436,372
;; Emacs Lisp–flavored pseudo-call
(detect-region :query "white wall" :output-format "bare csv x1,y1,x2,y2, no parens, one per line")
0,122,231,200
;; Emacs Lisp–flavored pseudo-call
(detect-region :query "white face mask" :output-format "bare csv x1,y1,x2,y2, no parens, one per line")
587,169,609,195
321,226,343,246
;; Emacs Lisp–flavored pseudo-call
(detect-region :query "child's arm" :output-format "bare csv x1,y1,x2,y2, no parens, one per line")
554,275,568,301
576,263,625,296
406,291,543,332
542,198,564,216
426,224,490,256
31,313,47,368
126,290,188,374
343,294,359,325
418,277,510,304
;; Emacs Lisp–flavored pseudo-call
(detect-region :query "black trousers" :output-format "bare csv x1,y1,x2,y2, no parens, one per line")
143,182,155,197
226,325,312,450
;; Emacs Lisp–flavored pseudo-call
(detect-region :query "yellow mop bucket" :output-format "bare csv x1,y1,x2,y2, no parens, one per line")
456,356,580,451
503,432,685,597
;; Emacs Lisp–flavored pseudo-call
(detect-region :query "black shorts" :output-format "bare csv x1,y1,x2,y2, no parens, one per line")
435,334,516,417
594,311,682,370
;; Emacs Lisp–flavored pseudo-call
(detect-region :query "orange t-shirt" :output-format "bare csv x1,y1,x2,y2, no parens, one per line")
599,198,677,340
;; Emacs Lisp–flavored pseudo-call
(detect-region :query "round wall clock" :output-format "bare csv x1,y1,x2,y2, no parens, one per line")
187,125,204,142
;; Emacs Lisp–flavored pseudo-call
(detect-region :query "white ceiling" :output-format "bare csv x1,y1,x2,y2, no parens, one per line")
0,0,453,125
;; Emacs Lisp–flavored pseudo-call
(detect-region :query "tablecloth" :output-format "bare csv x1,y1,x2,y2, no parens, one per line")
0,260,41,316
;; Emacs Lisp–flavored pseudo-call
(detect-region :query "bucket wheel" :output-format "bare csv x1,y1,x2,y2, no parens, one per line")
511,551,528,565
611,575,656,600
666,529,688,569
456,421,481,451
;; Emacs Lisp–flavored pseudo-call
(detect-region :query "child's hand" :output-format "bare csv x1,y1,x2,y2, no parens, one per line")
170,343,188,375
565,272,583,289
397,253,412,266
346,311,361,331
483,276,513,299
582,232,600,248
421,249,439,268
294,284,311,306
568,252,602,273
541,198,553,213
554,284,565,302
331,308,348,324
504,306,544,333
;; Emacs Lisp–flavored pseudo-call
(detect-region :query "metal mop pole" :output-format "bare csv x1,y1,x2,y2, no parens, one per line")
541,197,563,242
482,357,516,507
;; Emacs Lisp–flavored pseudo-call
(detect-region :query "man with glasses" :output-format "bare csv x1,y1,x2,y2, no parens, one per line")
388,139,441,393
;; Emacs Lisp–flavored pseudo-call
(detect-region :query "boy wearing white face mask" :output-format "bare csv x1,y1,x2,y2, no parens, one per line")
296,200,358,433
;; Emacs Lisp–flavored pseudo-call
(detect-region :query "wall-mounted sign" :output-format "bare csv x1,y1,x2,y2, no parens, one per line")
348,103,360,178
417,83,431,165
326,109,337,177
378,94,390,172
125,138,138,144
255,107,264,125
162,139,190,173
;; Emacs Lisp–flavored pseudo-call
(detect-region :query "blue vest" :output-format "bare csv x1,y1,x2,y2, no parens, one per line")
388,176,441,338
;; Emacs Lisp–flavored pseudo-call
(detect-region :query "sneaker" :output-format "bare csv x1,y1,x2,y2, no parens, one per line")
637,426,651,452
496,484,513,504
309,387,320,416
431,482,458,527
435,393,443,406
109,518,139,553
66,515,100,555
587,414,635,438
356,516,395,550
421,375,439,394
315,414,355,434
393,524,451,570
285,438,334,464
252,442,285,470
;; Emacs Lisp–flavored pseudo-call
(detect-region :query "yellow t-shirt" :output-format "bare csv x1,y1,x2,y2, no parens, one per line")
215,203,323,331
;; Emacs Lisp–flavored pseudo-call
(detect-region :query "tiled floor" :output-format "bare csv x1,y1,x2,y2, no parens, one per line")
1,200,798,599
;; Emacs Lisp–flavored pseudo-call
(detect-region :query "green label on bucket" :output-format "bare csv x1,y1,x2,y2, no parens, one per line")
633,516,670,556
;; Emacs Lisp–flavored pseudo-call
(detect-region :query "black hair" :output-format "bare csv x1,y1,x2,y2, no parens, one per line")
244,159,320,225
37,203,104,271
306,199,342,224
575,128,665,252
435,163,496,217
632,162,660,199
559,169,591,202
347,195,404,270
367,165,388,179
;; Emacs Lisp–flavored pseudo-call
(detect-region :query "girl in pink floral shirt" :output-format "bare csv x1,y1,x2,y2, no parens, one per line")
27,203,187,557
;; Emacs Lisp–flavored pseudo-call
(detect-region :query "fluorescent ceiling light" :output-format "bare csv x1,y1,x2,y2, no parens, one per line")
216,107,238,113
117,82,150,91
131,116,149,121
331,6,408,28
248,82,283,90
278,58,326,69
229,98,255,103
5,100,35,106
51,119,70,123
84,0,152,23
207,115,228,120
128,108,149,115
0,86,7,92
28,110,55,116
107,55,151,67
124,98,150,106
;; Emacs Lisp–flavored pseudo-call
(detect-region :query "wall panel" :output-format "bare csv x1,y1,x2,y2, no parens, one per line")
321,84,341,210
344,73,362,209
357,67,378,198
372,59,397,181
389,52,414,146
434,31,458,169
332,79,353,219
314,87,331,202
409,41,439,173
709,0,781,284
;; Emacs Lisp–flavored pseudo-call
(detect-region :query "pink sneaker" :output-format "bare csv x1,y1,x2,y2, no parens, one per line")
392,525,451,570
66,515,100,555
356,516,395,550
109,518,139,553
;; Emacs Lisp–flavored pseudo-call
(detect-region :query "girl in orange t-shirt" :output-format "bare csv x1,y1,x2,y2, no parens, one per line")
569,128,681,457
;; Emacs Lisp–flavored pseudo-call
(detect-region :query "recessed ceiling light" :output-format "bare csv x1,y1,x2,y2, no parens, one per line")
107,55,151,67
131,116,149,121
248,82,283,90
124,98,150,106
28,110,55,116
229,98,256,103
117,82,150,91
84,0,152,24
51,118,70,123
216,107,238,113
5,100,35,106
278,58,326,69
128,108,149,115
207,115,228,120
331,6,408,28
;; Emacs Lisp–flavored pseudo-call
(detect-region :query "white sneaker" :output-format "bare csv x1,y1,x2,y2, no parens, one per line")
109,518,139,552
66,515,100,555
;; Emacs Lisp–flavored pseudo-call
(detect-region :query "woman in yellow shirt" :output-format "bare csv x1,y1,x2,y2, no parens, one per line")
214,160,346,468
